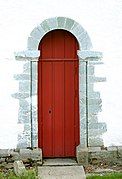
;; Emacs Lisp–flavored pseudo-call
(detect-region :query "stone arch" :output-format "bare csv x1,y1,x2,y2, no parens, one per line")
27,17,92,51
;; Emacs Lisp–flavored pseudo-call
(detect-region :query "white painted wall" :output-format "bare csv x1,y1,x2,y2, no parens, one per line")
0,0,122,148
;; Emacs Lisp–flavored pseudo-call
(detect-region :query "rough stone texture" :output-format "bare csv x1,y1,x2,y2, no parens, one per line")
117,146,122,161
76,146,122,166
78,58,107,147
76,146,88,166
0,149,10,157
43,158,77,166
12,60,39,148
0,148,42,170
0,147,121,168
14,50,40,59
14,160,26,176
27,17,92,50
88,147,101,152
38,166,86,179
78,50,103,60
89,150,118,165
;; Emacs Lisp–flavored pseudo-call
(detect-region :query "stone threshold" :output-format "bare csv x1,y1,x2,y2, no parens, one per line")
43,158,78,166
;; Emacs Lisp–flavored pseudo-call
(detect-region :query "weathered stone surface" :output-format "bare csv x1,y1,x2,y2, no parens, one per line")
107,146,117,151
0,149,10,157
0,158,5,163
18,115,30,123
88,104,102,114
47,17,58,30
89,150,118,165
17,134,29,149
90,61,104,65
88,147,101,152
41,20,50,32
88,91,100,99
43,158,77,166
14,74,30,80
88,98,102,105
6,163,14,169
31,148,42,163
117,146,122,158
88,76,106,83
19,99,29,108
38,166,86,179
19,148,42,163
9,151,20,161
12,92,29,99
26,17,92,52
76,146,88,165
88,122,106,129
23,62,30,73
14,160,26,176
57,17,66,28
19,82,30,93
35,25,46,37
88,129,106,136
80,34,92,50
18,109,30,115
30,27,44,40
88,137,104,147
93,77,106,83
78,50,102,60
0,162,6,168
5,157,15,163
65,18,75,30
0,148,42,170
20,149,31,160
14,50,40,59
28,36,39,50
71,24,85,37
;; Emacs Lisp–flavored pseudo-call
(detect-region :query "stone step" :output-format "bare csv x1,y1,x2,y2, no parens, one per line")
38,166,86,179
43,158,77,166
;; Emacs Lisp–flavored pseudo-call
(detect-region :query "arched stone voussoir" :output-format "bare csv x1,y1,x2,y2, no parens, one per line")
27,17,93,50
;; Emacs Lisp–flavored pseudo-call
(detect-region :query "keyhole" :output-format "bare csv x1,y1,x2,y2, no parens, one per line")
49,110,51,114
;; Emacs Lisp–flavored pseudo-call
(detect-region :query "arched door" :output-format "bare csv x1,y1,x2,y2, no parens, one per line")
38,30,80,157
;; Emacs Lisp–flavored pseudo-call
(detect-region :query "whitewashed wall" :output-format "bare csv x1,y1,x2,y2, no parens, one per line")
0,0,122,148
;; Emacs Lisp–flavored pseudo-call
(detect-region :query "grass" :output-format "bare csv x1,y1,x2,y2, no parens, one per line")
87,172,122,179
0,169,37,179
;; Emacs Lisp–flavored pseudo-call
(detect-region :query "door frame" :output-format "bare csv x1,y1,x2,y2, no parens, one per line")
14,17,105,156
32,17,92,150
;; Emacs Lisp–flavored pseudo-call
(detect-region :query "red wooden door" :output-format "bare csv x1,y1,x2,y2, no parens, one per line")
38,30,80,157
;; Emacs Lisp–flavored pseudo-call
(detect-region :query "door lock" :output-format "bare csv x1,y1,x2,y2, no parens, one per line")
49,110,52,114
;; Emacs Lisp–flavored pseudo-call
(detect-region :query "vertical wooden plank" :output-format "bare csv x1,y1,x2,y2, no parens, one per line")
64,61,75,156
53,30,65,58
64,31,79,59
53,61,64,156
41,61,53,157
39,32,53,59
64,31,75,59
74,61,80,146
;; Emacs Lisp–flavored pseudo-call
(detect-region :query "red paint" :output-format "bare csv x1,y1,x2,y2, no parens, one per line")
38,30,80,157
